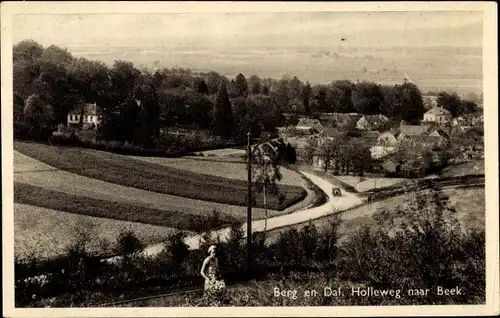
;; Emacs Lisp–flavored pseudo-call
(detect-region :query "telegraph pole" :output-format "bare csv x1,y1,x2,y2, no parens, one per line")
246,131,253,274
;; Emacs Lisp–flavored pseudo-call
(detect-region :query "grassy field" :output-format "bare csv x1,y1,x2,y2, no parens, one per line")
14,203,180,261
15,142,306,211
441,160,485,177
355,178,407,192
14,183,238,231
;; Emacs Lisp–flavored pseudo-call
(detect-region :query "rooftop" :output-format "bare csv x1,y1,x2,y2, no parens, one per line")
68,103,104,116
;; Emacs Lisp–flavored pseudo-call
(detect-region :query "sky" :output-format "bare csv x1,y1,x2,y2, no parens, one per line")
13,11,483,49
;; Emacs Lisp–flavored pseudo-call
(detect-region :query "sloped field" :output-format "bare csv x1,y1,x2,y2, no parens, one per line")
15,142,306,211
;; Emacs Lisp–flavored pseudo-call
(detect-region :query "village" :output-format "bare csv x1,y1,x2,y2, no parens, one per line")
277,100,484,182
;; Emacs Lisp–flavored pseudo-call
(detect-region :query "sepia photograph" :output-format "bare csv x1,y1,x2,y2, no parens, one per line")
2,1,498,317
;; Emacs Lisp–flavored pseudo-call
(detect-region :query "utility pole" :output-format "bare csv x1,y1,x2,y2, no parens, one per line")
246,131,253,274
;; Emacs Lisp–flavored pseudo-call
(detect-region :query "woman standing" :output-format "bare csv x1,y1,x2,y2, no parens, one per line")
200,245,219,291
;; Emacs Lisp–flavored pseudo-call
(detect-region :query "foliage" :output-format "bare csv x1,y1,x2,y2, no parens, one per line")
437,92,463,117
211,83,234,137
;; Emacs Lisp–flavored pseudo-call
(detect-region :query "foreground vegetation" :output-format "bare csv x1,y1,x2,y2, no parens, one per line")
15,186,484,307
15,141,307,211
15,203,180,261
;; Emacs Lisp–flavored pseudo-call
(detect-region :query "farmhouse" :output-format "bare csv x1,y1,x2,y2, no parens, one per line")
67,102,104,128
422,107,452,124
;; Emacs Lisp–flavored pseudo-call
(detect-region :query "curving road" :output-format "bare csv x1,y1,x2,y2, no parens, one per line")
105,171,365,262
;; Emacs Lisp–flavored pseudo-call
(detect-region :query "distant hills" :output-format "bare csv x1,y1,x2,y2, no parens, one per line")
70,45,482,95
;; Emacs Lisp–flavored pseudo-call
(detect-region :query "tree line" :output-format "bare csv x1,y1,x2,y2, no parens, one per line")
13,40,480,149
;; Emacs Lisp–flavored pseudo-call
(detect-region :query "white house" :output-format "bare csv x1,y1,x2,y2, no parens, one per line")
422,107,452,124
67,102,104,128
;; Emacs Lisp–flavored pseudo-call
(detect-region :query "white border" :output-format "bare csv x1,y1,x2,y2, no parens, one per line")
2,2,498,317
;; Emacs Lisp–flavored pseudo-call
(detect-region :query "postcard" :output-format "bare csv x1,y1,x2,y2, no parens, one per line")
2,1,498,317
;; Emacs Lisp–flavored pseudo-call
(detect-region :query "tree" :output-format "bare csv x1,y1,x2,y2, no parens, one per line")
352,81,384,115
234,73,249,97
461,100,478,114
110,60,141,105
196,79,210,95
262,85,270,95
211,83,234,137
437,92,462,118
302,139,319,165
13,40,44,63
40,45,74,66
344,138,371,176
331,80,355,113
24,94,55,127
302,82,312,115
248,75,262,95
233,97,261,140
400,82,425,122
252,142,283,239
316,139,339,172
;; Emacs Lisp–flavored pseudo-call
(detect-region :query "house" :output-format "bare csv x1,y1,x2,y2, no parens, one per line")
296,118,324,133
356,114,390,131
319,127,342,140
428,128,450,139
67,102,104,128
381,158,401,174
403,135,444,149
422,107,452,124
370,145,397,160
377,131,398,147
320,112,363,131
397,125,429,140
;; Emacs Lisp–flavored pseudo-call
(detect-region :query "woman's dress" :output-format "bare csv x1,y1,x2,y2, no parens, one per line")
204,258,218,291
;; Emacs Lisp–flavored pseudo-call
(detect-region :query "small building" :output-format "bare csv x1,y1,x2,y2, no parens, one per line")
381,158,401,174
356,114,390,131
377,131,398,147
429,128,450,139
67,102,104,128
397,125,429,140
370,145,397,160
422,107,452,124
320,112,363,131
296,118,324,133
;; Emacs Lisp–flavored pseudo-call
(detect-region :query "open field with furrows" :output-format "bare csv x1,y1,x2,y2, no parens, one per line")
14,204,180,261
14,183,238,231
15,142,306,211
264,186,485,245
14,150,313,221
130,156,308,186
